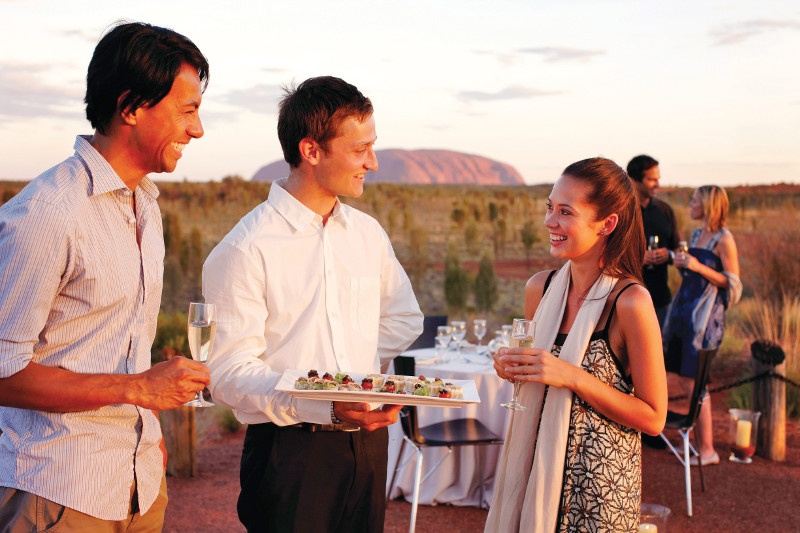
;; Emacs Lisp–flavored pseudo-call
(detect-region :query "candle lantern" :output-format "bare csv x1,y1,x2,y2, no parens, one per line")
728,408,761,463
640,503,670,532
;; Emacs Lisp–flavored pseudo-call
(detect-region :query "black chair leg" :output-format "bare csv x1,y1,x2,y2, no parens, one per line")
694,432,706,492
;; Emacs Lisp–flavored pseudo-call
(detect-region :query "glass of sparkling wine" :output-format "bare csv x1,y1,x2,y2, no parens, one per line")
501,318,533,411
646,235,659,270
186,302,216,407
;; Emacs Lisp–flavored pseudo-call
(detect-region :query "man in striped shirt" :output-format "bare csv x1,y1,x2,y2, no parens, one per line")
0,22,211,532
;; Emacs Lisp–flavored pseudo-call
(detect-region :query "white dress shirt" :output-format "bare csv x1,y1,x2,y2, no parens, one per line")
0,136,164,520
202,178,423,425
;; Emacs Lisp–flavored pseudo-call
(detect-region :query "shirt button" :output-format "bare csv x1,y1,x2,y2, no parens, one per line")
123,189,132,196
128,217,136,224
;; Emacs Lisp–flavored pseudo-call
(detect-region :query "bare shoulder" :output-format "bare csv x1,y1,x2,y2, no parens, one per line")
614,279,652,311
719,229,738,248
525,269,556,294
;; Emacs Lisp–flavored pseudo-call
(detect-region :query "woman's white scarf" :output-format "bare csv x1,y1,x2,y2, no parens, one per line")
485,262,617,532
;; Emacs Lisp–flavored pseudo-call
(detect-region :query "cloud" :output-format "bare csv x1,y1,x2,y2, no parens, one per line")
473,50,520,67
219,83,284,114
711,19,800,46
516,47,605,63
457,85,561,102
0,63,83,121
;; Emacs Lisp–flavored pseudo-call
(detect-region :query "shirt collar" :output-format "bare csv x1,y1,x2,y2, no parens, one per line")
74,135,159,200
268,178,350,231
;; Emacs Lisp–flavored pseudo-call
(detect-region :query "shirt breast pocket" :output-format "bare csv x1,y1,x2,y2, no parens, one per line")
349,277,380,340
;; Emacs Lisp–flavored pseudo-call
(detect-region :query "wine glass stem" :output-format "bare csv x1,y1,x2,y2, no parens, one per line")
513,380,522,400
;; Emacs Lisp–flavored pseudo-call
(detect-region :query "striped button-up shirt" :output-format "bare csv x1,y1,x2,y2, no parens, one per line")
0,135,165,520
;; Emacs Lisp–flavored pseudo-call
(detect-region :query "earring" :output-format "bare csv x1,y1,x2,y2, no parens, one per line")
598,231,605,236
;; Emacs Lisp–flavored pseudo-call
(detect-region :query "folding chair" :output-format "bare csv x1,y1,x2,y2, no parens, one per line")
387,355,503,533
658,347,718,516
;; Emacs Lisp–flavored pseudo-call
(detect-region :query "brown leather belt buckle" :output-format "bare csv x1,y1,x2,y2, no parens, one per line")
301,423,360,432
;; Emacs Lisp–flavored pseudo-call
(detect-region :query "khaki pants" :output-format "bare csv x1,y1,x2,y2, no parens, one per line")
0,476,167,533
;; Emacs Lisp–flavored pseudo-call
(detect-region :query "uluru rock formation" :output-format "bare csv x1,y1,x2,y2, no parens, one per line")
251,149,525,185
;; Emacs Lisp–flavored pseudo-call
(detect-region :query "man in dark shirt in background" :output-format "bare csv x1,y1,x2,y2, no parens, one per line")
628,154,680,449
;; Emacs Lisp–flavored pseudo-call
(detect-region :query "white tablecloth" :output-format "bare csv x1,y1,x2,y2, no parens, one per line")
386,347,512,508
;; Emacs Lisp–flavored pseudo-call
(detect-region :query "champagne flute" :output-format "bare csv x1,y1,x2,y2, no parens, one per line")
677,240,689,276
473,319,487,355
450,320,467,363
185,302,216,407
646,235,659,270
501,318,533,411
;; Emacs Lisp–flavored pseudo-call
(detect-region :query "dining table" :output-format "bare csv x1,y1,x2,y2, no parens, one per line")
385,345,513,508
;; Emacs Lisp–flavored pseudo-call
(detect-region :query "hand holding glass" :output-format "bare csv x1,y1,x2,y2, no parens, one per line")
186,302,216,407
501,318,533,411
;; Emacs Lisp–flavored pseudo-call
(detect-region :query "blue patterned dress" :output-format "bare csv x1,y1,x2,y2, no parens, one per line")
663,229,727,377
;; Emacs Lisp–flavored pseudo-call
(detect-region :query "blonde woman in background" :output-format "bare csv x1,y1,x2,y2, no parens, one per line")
663,185,742,466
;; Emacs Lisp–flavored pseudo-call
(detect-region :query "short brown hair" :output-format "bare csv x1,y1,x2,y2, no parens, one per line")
278,76,373,168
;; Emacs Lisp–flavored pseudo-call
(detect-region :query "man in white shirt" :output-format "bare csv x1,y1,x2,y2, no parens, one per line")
202,76,423,532
0,22,210,532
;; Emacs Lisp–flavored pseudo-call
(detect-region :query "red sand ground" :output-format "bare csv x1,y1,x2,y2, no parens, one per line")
163,374,800,532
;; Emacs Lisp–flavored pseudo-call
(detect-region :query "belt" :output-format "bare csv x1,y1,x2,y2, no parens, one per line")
289,422,361,433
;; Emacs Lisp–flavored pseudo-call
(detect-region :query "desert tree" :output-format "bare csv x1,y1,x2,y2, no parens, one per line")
474,253,498,313
444,242,469,315
520,220,539,269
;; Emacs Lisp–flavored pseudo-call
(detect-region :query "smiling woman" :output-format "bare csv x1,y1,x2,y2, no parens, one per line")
487,157,666,532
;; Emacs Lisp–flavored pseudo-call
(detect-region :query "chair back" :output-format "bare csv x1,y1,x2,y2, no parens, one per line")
684,348,718,426
394,355,425,444
406,315,448,350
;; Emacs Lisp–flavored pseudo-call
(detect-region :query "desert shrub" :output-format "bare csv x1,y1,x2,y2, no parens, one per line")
444,243,469,314
474,254,498,312
746,227,800,302
737,294,800,375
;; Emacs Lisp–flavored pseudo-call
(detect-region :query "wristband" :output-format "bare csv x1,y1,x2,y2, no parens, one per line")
330,402,343,424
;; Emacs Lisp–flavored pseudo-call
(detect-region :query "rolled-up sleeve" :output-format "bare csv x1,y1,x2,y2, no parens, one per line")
0,201,70,378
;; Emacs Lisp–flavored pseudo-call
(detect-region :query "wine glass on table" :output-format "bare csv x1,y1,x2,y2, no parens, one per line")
450,320,467,363
435,325,452,360
473,319,487,356
185,302,216,407
501,318,533,411
646,235,659,270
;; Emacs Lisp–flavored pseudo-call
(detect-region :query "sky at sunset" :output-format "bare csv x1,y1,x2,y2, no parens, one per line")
1,0,799,187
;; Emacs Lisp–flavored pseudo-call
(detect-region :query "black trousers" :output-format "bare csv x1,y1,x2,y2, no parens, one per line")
238,423,389,533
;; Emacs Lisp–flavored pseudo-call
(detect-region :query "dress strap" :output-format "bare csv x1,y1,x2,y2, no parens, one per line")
603,282,638,330
707,229,725,250
543,269,558,292
690,228,703,247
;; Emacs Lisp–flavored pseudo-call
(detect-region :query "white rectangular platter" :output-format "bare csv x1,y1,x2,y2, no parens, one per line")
276,369,480,408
